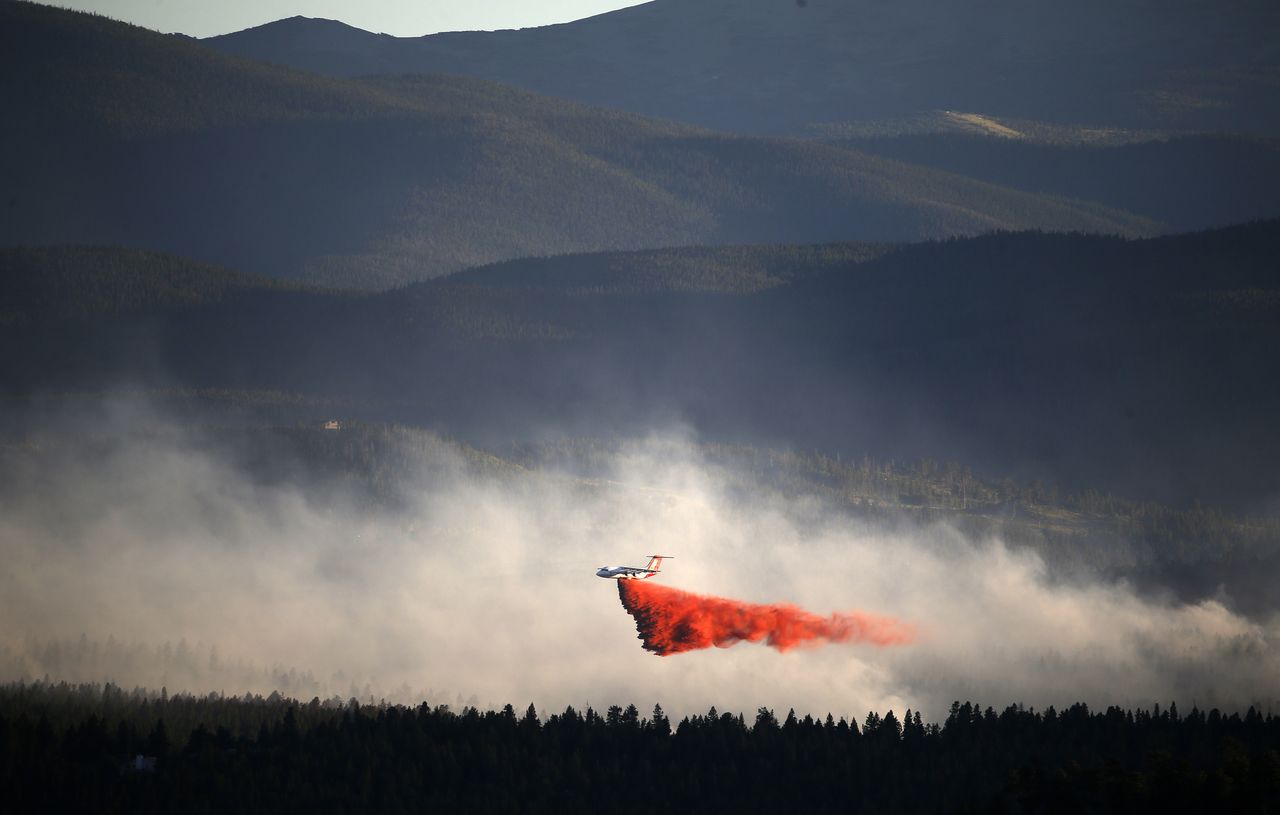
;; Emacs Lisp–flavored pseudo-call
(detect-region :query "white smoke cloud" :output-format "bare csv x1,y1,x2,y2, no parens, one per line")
1,395,1276,723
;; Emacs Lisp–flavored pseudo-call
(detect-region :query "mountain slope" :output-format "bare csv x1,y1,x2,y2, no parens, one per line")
0,245,308,324
829,129,1280,232
205,0,1280,136
0,4,1161,289
5,222,1279,512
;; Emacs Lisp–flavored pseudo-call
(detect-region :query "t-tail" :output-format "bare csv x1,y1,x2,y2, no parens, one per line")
644,555,674,572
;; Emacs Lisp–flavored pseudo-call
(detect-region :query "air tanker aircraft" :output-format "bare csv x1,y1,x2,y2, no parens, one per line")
596,555,673,580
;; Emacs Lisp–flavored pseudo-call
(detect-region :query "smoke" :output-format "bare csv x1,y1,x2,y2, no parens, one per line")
1,392,1278,722
617,580,914,655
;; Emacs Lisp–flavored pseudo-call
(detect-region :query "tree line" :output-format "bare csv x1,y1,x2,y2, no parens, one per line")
3,681,1278,813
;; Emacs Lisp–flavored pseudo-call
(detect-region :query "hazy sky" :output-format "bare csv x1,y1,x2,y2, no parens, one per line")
47,1,650,38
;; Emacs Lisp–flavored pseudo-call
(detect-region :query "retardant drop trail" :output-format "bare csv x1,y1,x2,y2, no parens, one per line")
617,580,915,655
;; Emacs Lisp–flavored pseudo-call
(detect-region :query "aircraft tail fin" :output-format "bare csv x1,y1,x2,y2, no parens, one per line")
645,555,674,572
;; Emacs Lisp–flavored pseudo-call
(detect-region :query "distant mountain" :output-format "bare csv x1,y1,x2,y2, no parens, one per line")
205,0,1280,136
0,4,1159,289
6,222,1279,513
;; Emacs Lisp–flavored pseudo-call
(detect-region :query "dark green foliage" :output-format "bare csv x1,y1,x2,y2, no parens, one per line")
0,246,307,326
3,682,1278,814
450,242,894,295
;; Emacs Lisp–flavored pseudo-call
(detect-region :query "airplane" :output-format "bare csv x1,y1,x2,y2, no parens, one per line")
595,555,673,580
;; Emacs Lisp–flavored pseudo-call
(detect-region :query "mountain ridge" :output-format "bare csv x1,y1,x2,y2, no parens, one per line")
205,0,1280,136
1,3,1159,289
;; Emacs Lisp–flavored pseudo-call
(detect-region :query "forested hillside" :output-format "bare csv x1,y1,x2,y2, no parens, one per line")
0,246,308,324
4,223,1278,514
198,2,1280,237
1,3,1160,289
830,131,1280,232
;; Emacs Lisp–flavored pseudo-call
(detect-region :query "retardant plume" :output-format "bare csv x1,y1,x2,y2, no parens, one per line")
617,580,915,655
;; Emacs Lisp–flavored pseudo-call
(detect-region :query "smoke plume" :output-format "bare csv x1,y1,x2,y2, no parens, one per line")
2,393,1278,721
618,580,915,655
